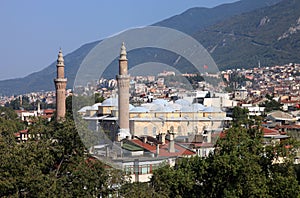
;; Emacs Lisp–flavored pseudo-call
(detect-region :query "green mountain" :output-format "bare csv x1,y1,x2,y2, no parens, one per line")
154,0,282,34
194,0,300,69
0,0,287,95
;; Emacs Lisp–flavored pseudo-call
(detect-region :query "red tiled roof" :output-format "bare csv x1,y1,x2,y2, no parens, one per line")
180,142,214,148
41,114,53,119
131,139,156,152
19,129,28,134
219,131,226,138
276,125,300,129
262,127,280,135
43,109,55,114
14,132,20,137
14,129,28,137
130,138,196,157
280,100,300,104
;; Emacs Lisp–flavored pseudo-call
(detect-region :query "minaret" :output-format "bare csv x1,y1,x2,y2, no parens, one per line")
116,42,130,140
54,49,67,121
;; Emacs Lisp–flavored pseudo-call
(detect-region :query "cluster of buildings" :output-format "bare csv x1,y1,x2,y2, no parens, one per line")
221,64,300,159
75,43,233,182
223,63,300,103
0,91,56,107
6,42,300,182
79,47,300,181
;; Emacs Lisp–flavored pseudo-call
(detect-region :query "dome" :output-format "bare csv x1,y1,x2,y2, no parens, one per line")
203,106,222,113
180,106,194,112
175,99,191,106
152,99,168,105
156,106,175,112
78,106,92,113
91,103,102,110
129,104,135,110
150,104,175,112
191,103,205,111
130,106,149,113
101,97,118,106
167,103,182,111
180,103,206,112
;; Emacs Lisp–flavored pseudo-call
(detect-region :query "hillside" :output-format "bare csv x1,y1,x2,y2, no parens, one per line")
0,41,99,96
154,0,282,34
194,0,300,69
0,0,286,95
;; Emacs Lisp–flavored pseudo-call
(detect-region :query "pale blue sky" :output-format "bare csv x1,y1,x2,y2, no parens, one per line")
0,0,238,80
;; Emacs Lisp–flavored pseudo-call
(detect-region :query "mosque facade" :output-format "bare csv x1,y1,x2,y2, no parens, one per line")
81,43,231,142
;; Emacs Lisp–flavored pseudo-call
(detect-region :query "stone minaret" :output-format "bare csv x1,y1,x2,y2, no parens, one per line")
117,43,130,140
54,49,67,121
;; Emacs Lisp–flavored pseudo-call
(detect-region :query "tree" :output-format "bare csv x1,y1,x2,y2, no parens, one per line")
95,92,105,103
121,182,154,198
147,124,300,198
259,95,283,112
232,106,249,126
204,126,269,197
0,114,125,197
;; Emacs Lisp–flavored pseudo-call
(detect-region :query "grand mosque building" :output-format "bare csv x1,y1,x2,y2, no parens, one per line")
59,43,232,182
81,43,231,143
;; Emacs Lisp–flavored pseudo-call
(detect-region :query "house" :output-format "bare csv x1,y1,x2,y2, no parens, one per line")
92,134,197,182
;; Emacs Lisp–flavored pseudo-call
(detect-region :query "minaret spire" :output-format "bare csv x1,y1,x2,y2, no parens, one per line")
119,42,127,60
54,48,67,121
116,42,130,140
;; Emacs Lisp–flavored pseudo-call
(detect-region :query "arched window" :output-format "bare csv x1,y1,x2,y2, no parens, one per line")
177,126,182,135
143,126,148,135
152,127,157,136
170,126,174,133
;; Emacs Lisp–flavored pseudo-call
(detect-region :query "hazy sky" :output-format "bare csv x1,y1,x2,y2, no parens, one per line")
0,0,238,80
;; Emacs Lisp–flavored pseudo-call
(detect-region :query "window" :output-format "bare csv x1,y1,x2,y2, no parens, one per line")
170,126,174,132
141,165,149,174
143,127,148,135
126,164,153,175
152,127,157,136
177,126,182,135
124,165,134,174
139,165,151,174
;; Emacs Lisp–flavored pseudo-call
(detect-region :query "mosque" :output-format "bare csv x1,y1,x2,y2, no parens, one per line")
81,43,231,143
57,43,232,182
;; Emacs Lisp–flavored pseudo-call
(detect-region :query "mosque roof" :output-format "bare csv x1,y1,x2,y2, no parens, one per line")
203,106,222,113
101,97,118,106
78,106,92,113
175,99,191,106
90,103,102,110
152,99,169,105
129,104,135,110
167,103,182,111
154,105,175,112
180,107,194,112
130,106,149,113
191,103,206,111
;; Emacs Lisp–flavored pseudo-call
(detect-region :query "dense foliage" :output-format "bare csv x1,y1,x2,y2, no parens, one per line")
145,125,300,198
0,108,126,197
1,106,300,197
